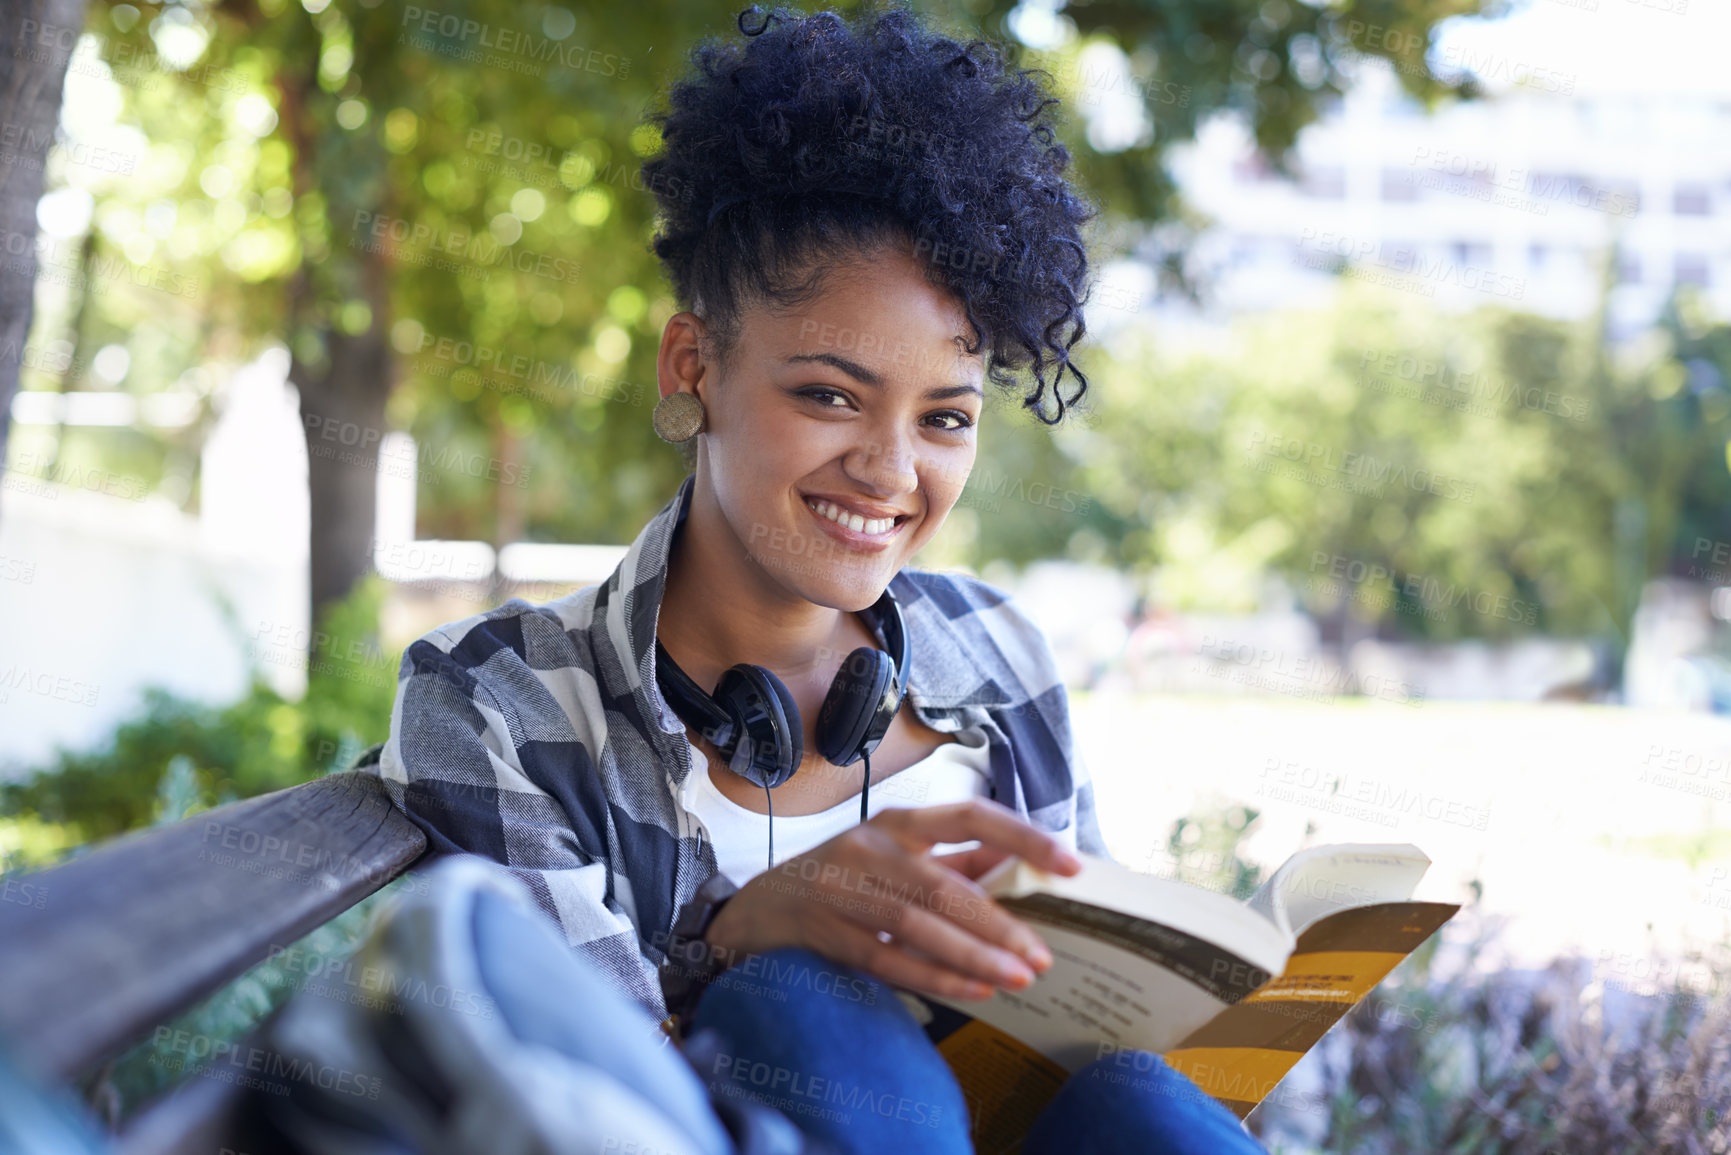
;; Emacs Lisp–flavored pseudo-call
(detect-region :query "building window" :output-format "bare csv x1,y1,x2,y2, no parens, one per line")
1529,243,1548,270
1380,241,1420,271
1617,253,1641,284
1381,167,1420,202
1605,181,1642,216
1676,252,1711,287
1300,165,1347,199
1528,171,1579,203
1674,184,1712,216
1450,241,1493,268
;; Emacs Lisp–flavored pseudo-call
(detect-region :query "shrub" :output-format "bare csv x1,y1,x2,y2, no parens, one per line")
1167,804,1730,1152
0,579,397,847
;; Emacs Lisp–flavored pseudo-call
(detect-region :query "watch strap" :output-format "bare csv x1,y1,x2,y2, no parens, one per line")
659,870,740,1039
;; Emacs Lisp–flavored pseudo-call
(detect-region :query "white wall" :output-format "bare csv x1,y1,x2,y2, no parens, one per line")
0,352,309,778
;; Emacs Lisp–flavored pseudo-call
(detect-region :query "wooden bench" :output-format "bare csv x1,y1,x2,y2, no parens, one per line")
0,752,426,1153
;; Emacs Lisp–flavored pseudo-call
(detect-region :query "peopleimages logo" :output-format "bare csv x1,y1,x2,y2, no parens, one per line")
1358,348,1592,423
710,1052,945,1128
1307,552,1538,626
351,211,583,285
397,7,629,77
1295,229,1527,301
1246,430,1478,503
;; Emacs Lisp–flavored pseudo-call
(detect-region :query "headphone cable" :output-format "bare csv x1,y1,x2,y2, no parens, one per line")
859,751,871,825
763,751,873,875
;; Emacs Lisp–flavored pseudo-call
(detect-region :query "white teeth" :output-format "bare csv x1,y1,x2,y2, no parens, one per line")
807,498,895,536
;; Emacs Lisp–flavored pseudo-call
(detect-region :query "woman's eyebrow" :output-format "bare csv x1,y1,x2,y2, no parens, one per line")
784,351,983,400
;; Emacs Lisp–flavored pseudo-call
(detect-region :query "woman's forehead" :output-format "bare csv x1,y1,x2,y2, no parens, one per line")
747,261,977,352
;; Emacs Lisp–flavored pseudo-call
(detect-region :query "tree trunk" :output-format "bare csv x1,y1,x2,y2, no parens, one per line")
293,309,393,624
0,0,87,482
273,38,395,631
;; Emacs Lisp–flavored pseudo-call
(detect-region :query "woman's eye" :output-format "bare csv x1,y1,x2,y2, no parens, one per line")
800,387,852,408
796,387,971,430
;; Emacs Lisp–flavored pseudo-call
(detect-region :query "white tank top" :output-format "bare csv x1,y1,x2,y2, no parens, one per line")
682,730,994,885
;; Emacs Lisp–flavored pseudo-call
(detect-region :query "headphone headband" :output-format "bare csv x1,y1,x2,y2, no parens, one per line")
655,585,911,785
864,587,912,705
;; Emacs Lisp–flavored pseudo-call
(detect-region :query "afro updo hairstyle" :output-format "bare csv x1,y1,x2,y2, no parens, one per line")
639,2,1099,434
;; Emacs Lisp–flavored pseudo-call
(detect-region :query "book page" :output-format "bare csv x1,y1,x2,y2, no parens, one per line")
920,855,1292,1070
1245,843,1433,939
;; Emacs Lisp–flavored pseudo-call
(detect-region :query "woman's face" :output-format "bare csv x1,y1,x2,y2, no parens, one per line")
682,245,984,611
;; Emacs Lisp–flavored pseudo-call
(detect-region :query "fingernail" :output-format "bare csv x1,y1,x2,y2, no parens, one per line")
1026,941,1053,970
1001,959,1035,988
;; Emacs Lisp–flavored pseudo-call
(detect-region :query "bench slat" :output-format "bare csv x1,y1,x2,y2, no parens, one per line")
113,1061,242,1155
0,771,425,1082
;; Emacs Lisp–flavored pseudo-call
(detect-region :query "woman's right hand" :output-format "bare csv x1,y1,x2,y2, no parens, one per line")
700,797,1083,1001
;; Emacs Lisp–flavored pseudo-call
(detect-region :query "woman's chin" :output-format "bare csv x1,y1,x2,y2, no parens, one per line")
764,559,896,612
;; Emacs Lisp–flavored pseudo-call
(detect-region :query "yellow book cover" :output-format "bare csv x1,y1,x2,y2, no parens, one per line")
902,845,1459,1152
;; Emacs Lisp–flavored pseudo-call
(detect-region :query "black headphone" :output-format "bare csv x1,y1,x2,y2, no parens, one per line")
655,587,911,870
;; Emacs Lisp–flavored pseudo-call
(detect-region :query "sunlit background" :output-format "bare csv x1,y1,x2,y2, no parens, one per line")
2,0,1728,1148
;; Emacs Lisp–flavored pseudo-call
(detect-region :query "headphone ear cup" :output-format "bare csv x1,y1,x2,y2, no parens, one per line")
816,647,896,767
713,664,804,789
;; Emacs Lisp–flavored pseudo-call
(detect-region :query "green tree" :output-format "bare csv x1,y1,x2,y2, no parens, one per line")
0,0,87,470
9,0,1492,657
1068,283,1731,655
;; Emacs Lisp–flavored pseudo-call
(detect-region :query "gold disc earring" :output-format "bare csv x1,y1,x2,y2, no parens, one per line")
652,391,707,443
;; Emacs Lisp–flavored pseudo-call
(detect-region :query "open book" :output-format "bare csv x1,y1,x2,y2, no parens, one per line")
900,844,1459,1153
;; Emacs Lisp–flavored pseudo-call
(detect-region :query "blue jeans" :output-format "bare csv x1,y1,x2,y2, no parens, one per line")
686,947,1268,1155
471,888,1265,1154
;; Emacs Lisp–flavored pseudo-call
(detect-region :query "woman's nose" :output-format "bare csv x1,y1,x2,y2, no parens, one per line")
845,432,919,495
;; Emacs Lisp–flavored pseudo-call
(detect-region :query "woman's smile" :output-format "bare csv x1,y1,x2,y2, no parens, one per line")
803,494,912,548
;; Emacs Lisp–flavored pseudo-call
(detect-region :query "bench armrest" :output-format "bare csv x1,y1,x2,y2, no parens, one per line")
0,771,426,1082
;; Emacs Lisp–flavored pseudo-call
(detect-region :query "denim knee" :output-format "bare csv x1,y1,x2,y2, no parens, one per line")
692,948,895,1035
685,949,971,1155
1070,1051,1221,1111
1022,1051,1266,1155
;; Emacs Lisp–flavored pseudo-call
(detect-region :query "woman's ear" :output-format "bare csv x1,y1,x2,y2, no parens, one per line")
656,312,709,405
654,311,723,472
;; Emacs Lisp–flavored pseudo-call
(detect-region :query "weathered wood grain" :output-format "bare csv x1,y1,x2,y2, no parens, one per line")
0,772,425,1082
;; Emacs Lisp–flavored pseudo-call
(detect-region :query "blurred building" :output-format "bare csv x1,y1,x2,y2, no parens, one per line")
0,353,307,772
1151,65,1731,337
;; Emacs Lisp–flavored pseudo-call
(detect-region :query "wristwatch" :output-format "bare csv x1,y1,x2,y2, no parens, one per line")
658,870,740,1040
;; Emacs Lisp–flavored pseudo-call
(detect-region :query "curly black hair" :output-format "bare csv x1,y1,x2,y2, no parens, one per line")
639,2,1098,425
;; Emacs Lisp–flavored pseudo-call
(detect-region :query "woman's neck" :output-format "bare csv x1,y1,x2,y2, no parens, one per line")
656,481,855,689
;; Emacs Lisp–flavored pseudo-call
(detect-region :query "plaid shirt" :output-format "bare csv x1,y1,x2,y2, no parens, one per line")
371,474,1108,1022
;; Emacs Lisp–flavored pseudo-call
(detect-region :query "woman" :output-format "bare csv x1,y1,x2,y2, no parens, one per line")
370,6,1267,1153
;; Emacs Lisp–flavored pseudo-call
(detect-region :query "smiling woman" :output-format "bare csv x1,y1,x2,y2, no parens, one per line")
351,5,1268,1155
656,251,983,624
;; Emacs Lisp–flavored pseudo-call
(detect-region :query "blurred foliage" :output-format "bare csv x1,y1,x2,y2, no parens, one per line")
1159,801,1266,900
0,811,82,878
0,578,395,844
11,0,1493,605
1055,286,1731,646
1253,930,1731,1153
